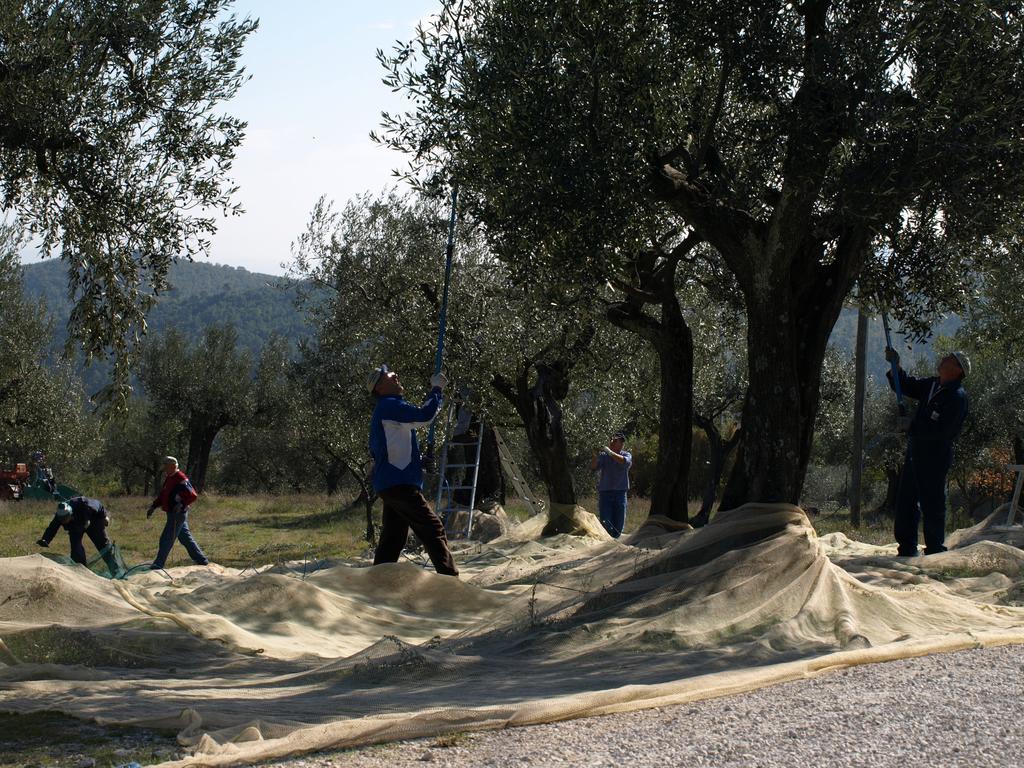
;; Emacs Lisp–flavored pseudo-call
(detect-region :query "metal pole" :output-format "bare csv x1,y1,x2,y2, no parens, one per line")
433,186,459,378
850,307,868,527
881,312,904,409
426,186,459,461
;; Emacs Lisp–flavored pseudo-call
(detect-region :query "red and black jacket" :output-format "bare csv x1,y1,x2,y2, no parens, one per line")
151,470,199,513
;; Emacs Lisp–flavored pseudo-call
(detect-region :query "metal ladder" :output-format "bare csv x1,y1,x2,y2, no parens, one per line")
435,405,485,538
492,427,545,517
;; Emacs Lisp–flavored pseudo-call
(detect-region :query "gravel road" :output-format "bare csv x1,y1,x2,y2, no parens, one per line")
259,644,1024,768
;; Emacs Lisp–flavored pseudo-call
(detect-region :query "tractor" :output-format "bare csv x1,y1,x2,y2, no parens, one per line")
0,463,29,501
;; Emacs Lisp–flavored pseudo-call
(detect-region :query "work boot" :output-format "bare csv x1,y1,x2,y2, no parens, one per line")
102,552,121,578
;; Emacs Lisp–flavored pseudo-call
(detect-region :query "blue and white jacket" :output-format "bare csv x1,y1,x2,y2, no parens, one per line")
369,389,443,492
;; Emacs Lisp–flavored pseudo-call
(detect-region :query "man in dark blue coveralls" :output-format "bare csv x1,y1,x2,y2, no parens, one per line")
37,497,120,575
885,347,970,557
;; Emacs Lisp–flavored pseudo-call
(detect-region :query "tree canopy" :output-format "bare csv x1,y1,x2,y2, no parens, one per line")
0,225,95,470
0,0,256,396
378,0,1024,505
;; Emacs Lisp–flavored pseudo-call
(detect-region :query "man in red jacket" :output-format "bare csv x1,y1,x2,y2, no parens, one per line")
147,456,208,570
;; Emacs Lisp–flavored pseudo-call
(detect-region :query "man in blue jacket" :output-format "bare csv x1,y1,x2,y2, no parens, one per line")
37,496,120,575
367,364,458,576
885,348,970,557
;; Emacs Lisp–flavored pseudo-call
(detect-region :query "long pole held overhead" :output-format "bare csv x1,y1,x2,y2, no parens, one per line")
434,186,459,378
881,311,906,416
426,186,459,460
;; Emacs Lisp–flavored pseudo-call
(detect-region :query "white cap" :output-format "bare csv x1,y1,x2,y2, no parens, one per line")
949,351,971,378
366,364,389,394
163,456,178,466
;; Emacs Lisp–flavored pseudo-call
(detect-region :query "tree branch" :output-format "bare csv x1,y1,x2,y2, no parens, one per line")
652,164,759,287
607,302,664,343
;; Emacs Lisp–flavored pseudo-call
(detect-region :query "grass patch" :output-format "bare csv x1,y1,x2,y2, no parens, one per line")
0,493,374,570
0,711,179,767
2,489,896,572
431,731,472,748
809,509,894,546
926,567,986,582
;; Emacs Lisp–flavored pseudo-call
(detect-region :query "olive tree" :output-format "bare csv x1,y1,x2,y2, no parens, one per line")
377,0,1024,509
0,1,256,396
288,191,641,529
138,324,252,491
0,227,95,474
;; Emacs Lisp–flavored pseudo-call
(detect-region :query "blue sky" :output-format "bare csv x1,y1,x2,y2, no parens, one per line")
205,0,435,275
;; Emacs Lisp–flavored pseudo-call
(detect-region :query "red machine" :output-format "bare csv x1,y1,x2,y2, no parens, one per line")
0,463,29,501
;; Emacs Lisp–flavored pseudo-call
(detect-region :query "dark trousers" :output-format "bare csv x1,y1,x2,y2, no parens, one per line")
895,447,952,556
598,490,627,538
152,510,208,569
374,485,458,576
68,521,110,566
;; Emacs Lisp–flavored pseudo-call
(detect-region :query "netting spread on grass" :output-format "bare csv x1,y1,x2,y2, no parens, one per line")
3,503,1024,767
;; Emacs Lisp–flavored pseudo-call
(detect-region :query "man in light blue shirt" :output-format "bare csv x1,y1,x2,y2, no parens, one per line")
591,431,632,538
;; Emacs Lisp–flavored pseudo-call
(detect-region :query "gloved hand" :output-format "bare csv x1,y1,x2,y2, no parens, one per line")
884,346,900,365
430,372,449,390
146,506,155,519
36,538,48,548
601,446,614,456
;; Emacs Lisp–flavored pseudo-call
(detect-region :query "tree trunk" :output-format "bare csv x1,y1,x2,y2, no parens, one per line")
186,425,220,492
476,423,504,506
355,481,376,544
720,238,863,508
364,493,376,544
510,368,575,506
324,459,343,495
608,290,694,522
872,466,899,518
849,307,868,527
721,296,807,506
692,417,741,524
649,300,693,522
493,359,584,511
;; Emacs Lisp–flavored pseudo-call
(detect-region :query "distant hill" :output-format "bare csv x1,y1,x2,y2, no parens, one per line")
21,258,959,394
21,259,319,393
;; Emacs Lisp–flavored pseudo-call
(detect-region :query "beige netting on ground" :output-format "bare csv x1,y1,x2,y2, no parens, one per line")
3,503,1024,768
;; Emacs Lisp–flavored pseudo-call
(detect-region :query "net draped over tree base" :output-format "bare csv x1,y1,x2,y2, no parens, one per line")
2,505,1024,767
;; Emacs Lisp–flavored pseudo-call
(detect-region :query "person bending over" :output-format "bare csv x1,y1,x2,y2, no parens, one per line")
37,497,119,575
